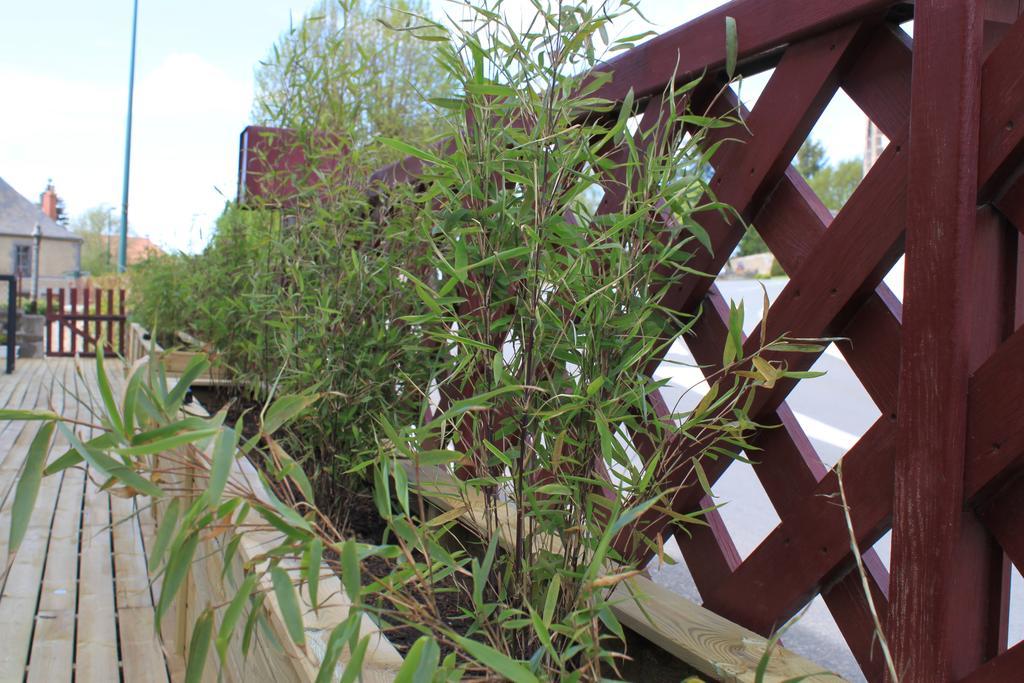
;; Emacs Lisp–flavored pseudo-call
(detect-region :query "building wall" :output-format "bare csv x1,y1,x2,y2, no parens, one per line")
0,236,82,293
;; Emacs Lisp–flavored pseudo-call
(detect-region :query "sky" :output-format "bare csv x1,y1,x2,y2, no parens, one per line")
0,0,873,254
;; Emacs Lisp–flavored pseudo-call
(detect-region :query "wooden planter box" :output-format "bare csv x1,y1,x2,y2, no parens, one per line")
140,375,403,681
125,322,232,386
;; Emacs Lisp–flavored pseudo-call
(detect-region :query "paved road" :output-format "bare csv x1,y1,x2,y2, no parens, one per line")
646,276,1023,680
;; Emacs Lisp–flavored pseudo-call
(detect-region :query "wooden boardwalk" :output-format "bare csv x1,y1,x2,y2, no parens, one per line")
0,357,178,683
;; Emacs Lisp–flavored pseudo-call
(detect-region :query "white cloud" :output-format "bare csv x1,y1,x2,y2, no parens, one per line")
135,53,249,119
0,54,252,254
0,65,123,223
129,53,252,252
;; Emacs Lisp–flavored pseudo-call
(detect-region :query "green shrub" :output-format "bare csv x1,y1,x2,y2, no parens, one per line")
128,252,202,347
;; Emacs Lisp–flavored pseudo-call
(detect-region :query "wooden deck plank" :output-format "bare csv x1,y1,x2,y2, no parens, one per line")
0,358,74,681
118,606,171,683
26,358,88,683
110,494,170,682
25,467,86,683
71,356,122,683
75,476,120,683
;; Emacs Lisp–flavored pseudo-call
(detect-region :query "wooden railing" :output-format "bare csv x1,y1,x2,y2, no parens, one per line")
359,2,1024,681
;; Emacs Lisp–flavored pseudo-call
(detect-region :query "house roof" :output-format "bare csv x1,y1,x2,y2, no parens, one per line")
105,236,164,265
0,176,83,242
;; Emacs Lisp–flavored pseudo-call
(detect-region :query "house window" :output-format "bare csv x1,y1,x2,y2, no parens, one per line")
14,244,32,277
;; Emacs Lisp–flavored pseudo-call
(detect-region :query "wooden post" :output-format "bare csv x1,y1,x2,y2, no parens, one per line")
45,288,53,356
83,288,91,355
889,1,986,680
94,287,101,355
119,289,126,356
58,289,65,355
106,288,114,353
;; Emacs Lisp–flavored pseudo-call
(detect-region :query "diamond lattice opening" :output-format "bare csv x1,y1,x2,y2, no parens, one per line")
782,595,866,682
786,341,881,467
1010,563,1024,647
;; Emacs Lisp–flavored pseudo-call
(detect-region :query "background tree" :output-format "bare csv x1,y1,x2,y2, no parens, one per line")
253,0,454,163
71,205,117,275
808,157,863,211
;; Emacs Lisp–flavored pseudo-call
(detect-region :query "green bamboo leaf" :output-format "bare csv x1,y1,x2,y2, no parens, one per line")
0,409,59,421
185,609,214,683
261,393,320,436
338,635,371,683
542,573,561,626
147,498,181,572
271,566,306,646
9,421,55,555
59,423,164,498
241,593,266,656
395,636,440,683
780,370,828,380
202,427,238,507
155,531,199,631
315,616,359,683
465,82,517,98
95,348,126,438
453,635,539,682
377,137,445,166
393,459,409,514
123,365,142,431
216,572,258,662
116,429,220,457
306,538,323,612
44,431,119,476
413,449,466,467
427,96,465,110
340,539,360,604
725,16,738,79
166,355,211,410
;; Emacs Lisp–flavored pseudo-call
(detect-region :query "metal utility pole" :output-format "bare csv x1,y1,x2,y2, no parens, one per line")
118,0,139,273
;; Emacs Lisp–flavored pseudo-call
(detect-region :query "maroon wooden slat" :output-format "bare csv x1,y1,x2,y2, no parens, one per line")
841,23,913,140
966,206,1018,658
890,2,987,679
978,14,1024,199
612,25,865,575
69,288,77,356
589,28,909,671
58,289,65,355
994,171,1024,232
93,287,100,355
845,12,1024,205
591,0,892,103
107,288,115,353
960,641,1024,683
119,289,126,354
83,288,91,355
45,288,53,356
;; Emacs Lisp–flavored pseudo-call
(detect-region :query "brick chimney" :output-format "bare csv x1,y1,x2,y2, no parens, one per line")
40,180,58,221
